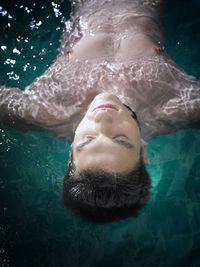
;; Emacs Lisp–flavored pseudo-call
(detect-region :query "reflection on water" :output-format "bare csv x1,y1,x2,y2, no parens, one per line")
0,0,200,266
0,0,70,89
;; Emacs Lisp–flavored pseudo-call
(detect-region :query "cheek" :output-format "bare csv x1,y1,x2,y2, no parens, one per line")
75,118,94,137
80,119,92,131
124,119,139,135
75,117,88,131
128,126,141,148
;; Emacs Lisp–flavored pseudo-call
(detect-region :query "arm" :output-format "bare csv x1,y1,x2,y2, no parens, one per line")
139,55,200,141
0,55,80,141
0,86,43,132
155,60,200,138
0,84,60,133
162,74,200,129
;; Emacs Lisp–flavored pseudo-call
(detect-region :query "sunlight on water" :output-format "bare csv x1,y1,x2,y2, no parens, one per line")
0,1,70,89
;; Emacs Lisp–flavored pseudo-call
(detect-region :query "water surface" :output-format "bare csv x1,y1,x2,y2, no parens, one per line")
0,0,200,266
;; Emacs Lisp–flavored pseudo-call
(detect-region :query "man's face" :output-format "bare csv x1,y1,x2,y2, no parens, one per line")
72,93,141,173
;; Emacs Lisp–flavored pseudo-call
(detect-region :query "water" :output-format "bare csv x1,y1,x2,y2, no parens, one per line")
0,0,200,266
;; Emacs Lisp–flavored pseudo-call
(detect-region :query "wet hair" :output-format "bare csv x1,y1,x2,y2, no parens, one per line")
63,151,151,224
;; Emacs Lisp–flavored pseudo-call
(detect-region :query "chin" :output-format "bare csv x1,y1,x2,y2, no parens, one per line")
96,93,121,103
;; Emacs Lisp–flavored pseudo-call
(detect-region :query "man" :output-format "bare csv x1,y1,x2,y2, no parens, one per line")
0,0,200,223
63,92,151,223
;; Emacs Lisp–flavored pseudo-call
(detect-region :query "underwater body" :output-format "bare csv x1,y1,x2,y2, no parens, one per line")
0,0,200,266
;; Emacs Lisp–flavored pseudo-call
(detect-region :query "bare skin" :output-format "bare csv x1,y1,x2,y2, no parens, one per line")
0,0,200,143
73,93,142,172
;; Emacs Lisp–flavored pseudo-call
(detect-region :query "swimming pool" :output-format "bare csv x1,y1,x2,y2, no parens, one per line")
0,0,200,266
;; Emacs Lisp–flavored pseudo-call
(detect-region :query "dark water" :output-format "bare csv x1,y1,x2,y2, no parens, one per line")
0,0,200,266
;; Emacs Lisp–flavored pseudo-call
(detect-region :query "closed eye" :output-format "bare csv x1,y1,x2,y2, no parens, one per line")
112,135,134,149
113,134,129,140
75,136,95,151
75,134,134,151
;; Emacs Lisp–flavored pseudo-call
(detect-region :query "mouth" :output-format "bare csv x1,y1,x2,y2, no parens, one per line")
92,104,118,112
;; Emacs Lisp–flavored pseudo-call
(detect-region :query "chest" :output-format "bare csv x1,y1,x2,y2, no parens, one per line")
70,31,156,62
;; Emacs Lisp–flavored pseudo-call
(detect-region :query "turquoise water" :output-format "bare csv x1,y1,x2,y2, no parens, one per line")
0,0,200,266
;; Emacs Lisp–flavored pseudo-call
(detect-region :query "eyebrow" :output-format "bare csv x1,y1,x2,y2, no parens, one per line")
75,137,134,151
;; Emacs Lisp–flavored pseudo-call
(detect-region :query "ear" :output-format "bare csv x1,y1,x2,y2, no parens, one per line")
142,144,149,165
67,145,73,167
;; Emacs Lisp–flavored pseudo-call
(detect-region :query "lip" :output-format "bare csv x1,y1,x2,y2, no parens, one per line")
92,104,118,112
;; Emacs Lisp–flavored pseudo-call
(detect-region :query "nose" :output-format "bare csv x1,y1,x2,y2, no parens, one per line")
94,110,115,135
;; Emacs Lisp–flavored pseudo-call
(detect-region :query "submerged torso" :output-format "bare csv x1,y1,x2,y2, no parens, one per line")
23,1,199,141
49,4,167,139
70,8,162,61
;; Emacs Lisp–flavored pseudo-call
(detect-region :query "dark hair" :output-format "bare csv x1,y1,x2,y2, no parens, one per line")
63,153,151,224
